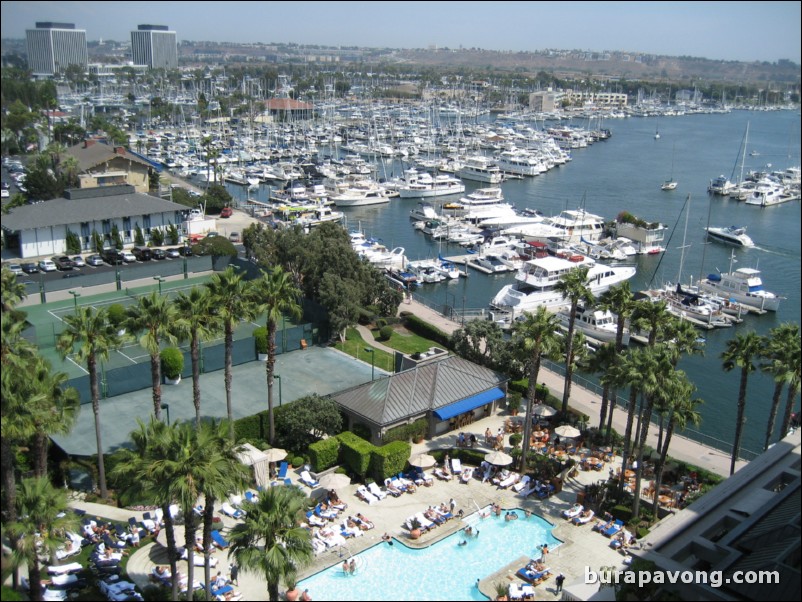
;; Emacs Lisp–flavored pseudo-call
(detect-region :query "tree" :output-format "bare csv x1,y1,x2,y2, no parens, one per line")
779,329,801,440
598,282,637,430
762,323,800,450
7,477,78,602
722,331,764,476
581,342,617,434
253,267,302,446
554,266,593,413
229,486,314,601
275,394,343,450
57,307,121,499
125,293,178,421
510,306,561,473
206,267,258,439
449,319,505,367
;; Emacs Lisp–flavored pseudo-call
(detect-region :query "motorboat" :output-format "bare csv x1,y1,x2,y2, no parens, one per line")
409,202,441,221
698,264,781,312
640,284,734,329
495,150,547,176
330,181,391,207
490,254,636,316
744,179,794,207
398,172,465,199
661,179,678,191
442,187,506,217
705,225,755,247
557,305,629,346
473,253,512,273
708,175,735,196
542,208,607,243
457,155,503,184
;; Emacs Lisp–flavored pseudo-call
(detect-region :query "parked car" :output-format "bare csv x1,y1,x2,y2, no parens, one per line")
5,263,23,276
164,248,180,259
51,256,75,271
21,262,39,274
220,207,233,218
102,249,125,265
86,254,104,266
176,246,193,257
71,255,86,267
38,259,57,272
132,246,152,261
120,251,137,263
229,231,241,243
151,248,166,260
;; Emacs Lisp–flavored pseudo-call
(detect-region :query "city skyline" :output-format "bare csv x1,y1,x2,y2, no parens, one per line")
1,1,801,65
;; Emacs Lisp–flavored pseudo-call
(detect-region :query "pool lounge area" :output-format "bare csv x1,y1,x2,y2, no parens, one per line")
298,508,561,601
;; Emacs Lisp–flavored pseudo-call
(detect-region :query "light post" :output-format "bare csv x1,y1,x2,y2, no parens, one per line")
162,403,170,426
273,374,282,407
153,275,165,295
445,291,455,321
364,347,375,381
461,295,466,326
68,290,81,313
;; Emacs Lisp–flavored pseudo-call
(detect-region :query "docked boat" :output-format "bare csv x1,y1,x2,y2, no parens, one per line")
457,155,503,184
489,254,637,316
698,264,781,312
409,202,440,221
398,173,465,199
542,208,607,243
557,305,630,346
708,175,735,196
331,181,392,207
705,225,755,247
495,150,547,177
473,253,512,273
744,179,796,207
640,284,734,329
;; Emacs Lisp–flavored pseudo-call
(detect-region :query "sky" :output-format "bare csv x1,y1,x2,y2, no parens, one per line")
2,1,800,64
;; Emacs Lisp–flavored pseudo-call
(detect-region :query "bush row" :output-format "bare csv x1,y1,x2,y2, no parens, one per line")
400,313,450,348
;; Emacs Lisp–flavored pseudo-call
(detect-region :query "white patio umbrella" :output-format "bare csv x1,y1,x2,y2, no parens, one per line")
554,425,581,439
484,451,514,466
317,472,351,491
408,453,436,468
263,448,288,462
532,404,557,417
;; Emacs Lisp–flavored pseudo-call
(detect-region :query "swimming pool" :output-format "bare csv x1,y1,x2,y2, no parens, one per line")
298,508,561,601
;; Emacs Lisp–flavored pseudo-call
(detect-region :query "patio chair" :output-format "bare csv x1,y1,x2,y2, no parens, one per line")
460,466,474,483
356,485,379,505
384,478,404,496
210,529,229,549
299,470,319,488
603,519,624,537
498,472,520,489
244,490,259,504
451,458,462,474
220,502,245,520
512,475,531,493
368,481,387,500
277,461,288,480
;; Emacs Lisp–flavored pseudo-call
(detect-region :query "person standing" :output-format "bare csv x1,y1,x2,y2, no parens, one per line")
449,498,456,513
229,563,239,586
556,572,565,592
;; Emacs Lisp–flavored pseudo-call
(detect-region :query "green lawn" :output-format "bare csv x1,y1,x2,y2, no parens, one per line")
371,325,438,355
334,328,395,373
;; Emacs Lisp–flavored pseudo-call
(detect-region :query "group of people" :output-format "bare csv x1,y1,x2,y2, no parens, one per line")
456,432,478,448
341,559,358,575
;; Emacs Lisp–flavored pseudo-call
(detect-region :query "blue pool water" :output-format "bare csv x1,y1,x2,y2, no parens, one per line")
298,509,561,601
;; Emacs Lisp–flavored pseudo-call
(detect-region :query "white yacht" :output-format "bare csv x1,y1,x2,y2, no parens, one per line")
744,179,793,207
490,254,636,316
698,264,781,312
557,305,629,346
457,155,503,184
474,253,512,273
442,187,507,217
495,150,547,176
330,181,392,207
398,173,466,199
409,202,440,221
708,175,735,195
543,208,607,243
705,225,755,247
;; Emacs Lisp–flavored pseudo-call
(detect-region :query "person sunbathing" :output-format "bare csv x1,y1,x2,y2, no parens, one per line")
572,509,594,525
355,513,374,529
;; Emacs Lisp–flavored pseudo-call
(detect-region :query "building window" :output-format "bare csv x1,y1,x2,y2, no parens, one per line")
123,217,131,231
143,214,151,230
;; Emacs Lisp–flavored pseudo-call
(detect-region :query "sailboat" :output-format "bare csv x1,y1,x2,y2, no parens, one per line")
661,143,678,190
654,117,660,140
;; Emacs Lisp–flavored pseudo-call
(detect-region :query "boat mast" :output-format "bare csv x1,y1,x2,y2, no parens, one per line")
677,194,691,284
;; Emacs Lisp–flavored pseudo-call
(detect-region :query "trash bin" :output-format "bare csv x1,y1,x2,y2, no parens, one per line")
576,491,585,505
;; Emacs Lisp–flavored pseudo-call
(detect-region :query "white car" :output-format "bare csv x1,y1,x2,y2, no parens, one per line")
38,259,57,272
121,251,137,263
71,255,86,267
5,263,23,276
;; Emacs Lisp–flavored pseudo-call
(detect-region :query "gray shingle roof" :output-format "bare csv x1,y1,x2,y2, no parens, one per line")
330,355,507,427
66,140,152,172
1,187,190,232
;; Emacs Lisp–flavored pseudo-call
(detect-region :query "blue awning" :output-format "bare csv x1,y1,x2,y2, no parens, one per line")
433,387,505,421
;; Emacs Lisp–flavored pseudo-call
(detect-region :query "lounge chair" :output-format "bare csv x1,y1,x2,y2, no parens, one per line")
220,502,245,520
498,472,520,489
414,512,435,530
492,469,510,485
460,466,474,483
47,562,83,576
356,485,378,505
572,509,595,525
508,583,523,600
536,484,555,499
517,567,551,584
367,481,387,500
451,458,462,474
433,467,452,481
229,493,243,507
211,585,234,599
562,504,584,519
409,468,434,487
384,478,404,496
521,584,535,600
512,475,531,493
518,480,537,498
306,510,326,527
299,470,319,488
210,529,229,549
244,490,259,504
277,461,288,480
603,519,624,538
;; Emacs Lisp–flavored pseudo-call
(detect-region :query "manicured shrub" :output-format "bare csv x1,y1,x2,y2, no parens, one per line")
308,437,340,472
253,326,268,355
370,441,411,483
379,325,394,341
291,456,304,468
336,431,375,478
107,303,126,328
161,347,184,380
401,314,450,348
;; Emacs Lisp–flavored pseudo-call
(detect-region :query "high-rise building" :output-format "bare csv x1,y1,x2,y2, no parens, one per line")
26,22,88,76
131,25,178,70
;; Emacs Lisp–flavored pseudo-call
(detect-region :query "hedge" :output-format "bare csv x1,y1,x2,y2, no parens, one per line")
336,432,375,478
309,437,340,472
382,418,428,443
161,347,184,379
107,303,126,328
370,440,411,483
401,314,450,348
253,326,268,354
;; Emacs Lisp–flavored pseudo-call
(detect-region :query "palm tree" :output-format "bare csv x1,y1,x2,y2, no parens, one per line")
57,307,121,499
779,332,801,440
174,287,221,428
553,266,593,413
206,267,258,440
511,306,561,473
632,299,672,348
229,485,314,601
762,323,800,450
722,331,764,476
580,342,617,433
253,267,302,445
1,266,27,314
7,477,78,602
28,358,80,478
651,373,702,518
125,292,178,421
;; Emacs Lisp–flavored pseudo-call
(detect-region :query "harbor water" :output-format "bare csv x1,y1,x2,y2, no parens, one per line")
231,109,801,459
